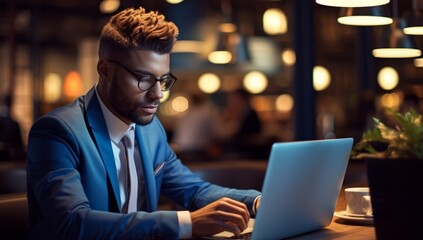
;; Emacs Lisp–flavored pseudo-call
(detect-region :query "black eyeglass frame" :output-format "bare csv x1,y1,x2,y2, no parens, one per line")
106,59,177,92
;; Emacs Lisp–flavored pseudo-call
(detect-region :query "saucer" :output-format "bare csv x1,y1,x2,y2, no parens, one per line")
334,211,374,225
344,212,373,218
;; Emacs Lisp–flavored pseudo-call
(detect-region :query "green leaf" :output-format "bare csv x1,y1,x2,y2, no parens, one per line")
352,108,423,160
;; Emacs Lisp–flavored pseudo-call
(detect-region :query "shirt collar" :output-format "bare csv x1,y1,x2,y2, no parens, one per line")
95,85,135,144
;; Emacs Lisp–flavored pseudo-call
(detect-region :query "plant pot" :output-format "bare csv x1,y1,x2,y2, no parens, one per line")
366,158,423,240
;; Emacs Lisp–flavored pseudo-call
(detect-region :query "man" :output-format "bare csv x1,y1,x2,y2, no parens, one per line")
26,7,261,239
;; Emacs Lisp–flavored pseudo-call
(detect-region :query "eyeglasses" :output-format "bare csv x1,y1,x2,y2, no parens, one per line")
107,60,177,92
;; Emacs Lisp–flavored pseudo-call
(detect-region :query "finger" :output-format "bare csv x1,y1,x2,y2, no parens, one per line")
217,198,250,217
217,204,249,227
215,219,242,236
221,197,250,212
215,199,250,224
212,210,249,231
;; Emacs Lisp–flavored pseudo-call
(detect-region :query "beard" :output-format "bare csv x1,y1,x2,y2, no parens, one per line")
109,81,159,126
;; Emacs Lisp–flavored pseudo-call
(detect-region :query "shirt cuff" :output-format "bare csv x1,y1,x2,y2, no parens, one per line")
252,195,261,214
177,210,192,239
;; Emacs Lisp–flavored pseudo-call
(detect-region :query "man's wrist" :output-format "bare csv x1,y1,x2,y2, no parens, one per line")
177,211,192,239
252,195,261,214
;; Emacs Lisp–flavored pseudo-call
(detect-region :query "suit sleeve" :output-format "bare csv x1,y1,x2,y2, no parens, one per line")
149,119,261,215
159,153,261,216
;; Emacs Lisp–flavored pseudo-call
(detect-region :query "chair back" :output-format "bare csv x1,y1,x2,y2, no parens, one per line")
0,193,28,239
0,161,26,194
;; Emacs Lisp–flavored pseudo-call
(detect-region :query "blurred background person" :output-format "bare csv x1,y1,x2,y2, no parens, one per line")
0,95,25,161
400,92,421,113
217,88,263,159
172,93,219,162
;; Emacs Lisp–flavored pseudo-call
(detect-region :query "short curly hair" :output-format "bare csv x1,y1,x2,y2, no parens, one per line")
99,7,179,59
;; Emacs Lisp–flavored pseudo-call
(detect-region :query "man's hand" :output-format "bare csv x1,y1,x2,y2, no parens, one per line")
190,197,250,237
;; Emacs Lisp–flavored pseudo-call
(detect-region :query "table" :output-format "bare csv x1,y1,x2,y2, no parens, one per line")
286,187,376,240
286,217,375,240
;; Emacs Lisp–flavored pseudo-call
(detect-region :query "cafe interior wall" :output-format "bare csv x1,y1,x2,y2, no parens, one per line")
1,0,423,152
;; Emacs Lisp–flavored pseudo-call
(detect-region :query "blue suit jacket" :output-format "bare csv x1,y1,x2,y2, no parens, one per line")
26,88,261,239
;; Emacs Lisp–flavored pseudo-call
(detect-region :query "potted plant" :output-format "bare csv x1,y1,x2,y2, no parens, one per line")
352,108,423,239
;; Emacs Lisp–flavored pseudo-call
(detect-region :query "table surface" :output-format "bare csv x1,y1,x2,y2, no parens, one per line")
286,187,375,240
286,217,375,240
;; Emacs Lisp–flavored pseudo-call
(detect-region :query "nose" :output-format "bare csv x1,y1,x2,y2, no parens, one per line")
147,81,163,100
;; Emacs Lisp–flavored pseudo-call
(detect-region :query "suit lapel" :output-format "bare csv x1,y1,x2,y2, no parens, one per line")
135,125,157,212
85,89,122,211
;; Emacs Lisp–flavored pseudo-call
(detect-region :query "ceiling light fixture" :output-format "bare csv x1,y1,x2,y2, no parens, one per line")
208,0,250,65
337,6,392,26
316,0,389,8
166,0,184,4
413,58,423,67
372,18,421,58
403,0,423,35
372,0,421,58
263,8,287,35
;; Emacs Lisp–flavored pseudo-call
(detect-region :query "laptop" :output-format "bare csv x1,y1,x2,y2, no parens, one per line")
213,138,353,239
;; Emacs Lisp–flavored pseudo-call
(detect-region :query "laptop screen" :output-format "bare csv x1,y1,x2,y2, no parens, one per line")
252,138,353,239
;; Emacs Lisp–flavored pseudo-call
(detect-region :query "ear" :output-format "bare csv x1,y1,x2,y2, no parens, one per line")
97,60,109,78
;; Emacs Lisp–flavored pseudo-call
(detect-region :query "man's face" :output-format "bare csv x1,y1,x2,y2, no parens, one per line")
98,49,171,125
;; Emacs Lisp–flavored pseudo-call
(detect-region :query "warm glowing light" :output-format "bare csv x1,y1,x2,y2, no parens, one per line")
263,8,287,35
44,73,62,103
208,51,232,64
377,67,399,90
281,49,296,66
160,91,170,103
316,0,389,7
99,0,120,14
63,71,83,101
251,96,273,112
198,73,221,94
414,58,423,67
172,41,204,53
243,71,268,94
380,93,400,110
219,23,237,33
337,16,392,26
276,94,294,112
160,101,178,117
172,96,189,113
404,26,423,35
166,0,184,4
372,48,421,58
313,66,331,91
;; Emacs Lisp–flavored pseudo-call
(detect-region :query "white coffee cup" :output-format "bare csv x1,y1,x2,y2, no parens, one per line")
345,187,372,216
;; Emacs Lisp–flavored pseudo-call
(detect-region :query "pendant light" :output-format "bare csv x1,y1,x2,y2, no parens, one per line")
414,58,423,67
372,0,421,58
403,0,423,35
316,0,389,8
337,6,392,26
372,18,421,58
208,0,250,65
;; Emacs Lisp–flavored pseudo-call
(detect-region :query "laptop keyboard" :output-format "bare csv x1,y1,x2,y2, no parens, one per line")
228,231,253,239
212,227,253,239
